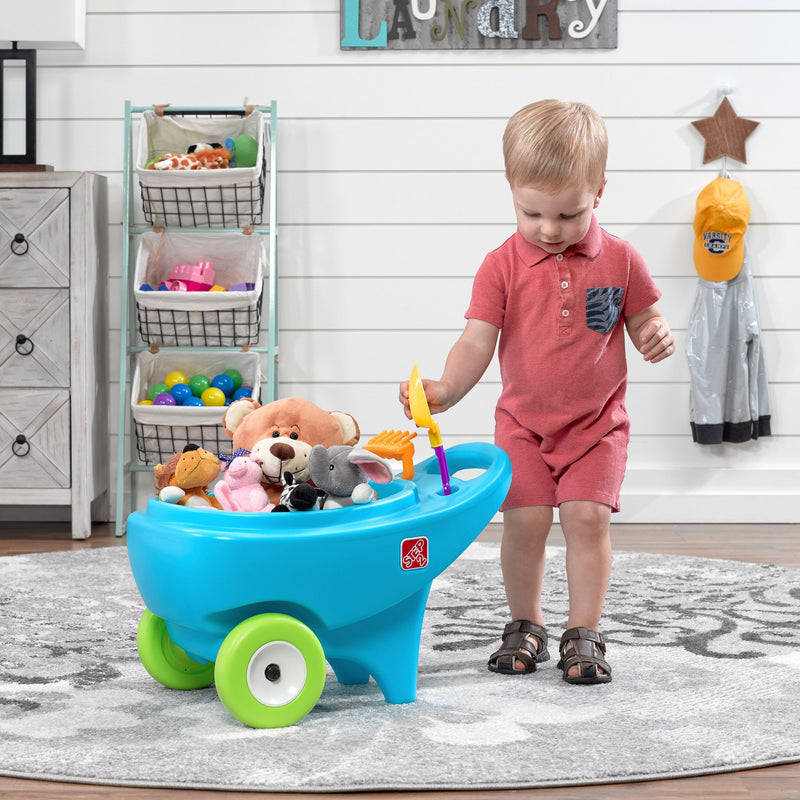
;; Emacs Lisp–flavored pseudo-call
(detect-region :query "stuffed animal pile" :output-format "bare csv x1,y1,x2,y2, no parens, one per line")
153,398,398,515
149,145,231,171
222,396,362,506
146,135,259,171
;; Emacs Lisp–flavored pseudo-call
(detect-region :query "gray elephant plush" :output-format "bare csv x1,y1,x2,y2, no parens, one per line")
308,444,394,509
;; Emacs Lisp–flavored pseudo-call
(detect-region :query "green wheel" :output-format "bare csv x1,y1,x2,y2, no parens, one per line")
214,613,326,728
136,610,215,690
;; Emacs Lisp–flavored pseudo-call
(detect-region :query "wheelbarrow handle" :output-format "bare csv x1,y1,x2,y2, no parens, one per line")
417,442,509,491
433,445,451,495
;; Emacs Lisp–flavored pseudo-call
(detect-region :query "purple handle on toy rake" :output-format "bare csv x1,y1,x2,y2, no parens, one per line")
434,445,452,495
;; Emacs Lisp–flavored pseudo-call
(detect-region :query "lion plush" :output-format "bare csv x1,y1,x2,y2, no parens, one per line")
222,397,360,506
154,444,223,509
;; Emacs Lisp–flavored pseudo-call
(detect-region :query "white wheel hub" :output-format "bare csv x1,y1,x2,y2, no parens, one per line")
246,640,307,707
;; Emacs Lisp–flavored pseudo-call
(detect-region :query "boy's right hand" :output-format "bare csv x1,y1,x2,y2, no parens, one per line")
399,378,452,420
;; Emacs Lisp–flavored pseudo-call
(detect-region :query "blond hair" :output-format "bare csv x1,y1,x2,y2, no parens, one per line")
503,99,607,191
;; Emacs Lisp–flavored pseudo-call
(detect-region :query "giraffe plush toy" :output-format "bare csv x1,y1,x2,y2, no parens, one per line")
150,147,232,170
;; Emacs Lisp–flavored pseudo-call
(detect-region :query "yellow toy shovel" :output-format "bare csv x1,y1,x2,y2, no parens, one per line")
408,363,452,495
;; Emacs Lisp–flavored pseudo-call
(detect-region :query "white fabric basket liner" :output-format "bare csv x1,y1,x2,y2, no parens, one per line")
135,110,265,188
131,350,262,427
133,231,265,312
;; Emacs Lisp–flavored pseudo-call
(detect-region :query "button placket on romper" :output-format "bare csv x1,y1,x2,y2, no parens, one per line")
555,252,574,338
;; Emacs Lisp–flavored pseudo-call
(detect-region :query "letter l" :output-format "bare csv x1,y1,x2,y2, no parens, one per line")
341,0,389,47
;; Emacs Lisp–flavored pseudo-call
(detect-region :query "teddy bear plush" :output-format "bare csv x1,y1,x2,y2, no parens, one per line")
222,397,360,506
214,454,275,513
154,444,223,509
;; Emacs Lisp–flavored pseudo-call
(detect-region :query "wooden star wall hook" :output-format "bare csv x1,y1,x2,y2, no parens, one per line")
692,97,759,164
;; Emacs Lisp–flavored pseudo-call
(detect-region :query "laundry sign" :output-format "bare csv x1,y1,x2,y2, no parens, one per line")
341,0,617,49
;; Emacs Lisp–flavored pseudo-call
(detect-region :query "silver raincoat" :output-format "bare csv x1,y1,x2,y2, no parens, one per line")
686,245,771,444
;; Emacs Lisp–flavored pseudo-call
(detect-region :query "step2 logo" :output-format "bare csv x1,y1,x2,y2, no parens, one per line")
401,536,429,570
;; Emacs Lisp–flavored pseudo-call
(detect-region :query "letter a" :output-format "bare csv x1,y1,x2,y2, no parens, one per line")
388,0,418,40
478,0,519,38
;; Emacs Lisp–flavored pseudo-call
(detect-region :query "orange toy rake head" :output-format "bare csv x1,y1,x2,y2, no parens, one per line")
364,430,417,480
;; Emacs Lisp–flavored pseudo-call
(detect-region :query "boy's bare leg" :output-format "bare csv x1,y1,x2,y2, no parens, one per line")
558,499,612,677
500,505,553,669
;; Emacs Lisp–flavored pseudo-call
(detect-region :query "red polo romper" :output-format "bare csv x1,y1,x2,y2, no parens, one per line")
466,217,661,512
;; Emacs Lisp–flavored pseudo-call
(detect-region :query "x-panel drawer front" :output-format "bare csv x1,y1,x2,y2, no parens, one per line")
0,188,70,289
0,289,70,387
0,388,70,489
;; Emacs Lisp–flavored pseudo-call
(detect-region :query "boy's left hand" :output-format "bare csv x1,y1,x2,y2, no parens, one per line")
634,316,675,363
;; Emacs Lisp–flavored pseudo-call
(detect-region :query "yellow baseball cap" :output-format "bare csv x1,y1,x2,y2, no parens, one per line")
693,177,750,282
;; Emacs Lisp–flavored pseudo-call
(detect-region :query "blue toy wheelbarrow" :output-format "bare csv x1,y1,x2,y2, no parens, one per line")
127,442,511,728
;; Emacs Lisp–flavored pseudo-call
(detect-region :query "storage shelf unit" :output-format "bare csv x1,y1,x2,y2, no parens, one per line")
115,103,278,536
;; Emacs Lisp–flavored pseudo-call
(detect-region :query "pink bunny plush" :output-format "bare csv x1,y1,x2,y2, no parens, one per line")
215,455,275,513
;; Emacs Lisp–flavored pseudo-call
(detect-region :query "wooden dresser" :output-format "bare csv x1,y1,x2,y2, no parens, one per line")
0,172,108,538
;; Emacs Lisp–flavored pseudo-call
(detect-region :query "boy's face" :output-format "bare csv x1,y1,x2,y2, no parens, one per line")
510,180,605,254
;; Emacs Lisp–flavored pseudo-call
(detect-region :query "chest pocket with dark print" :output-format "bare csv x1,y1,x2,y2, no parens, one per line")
586,287,624,335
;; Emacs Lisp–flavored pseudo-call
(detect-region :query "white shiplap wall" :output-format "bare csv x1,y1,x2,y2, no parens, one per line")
6,0,798,522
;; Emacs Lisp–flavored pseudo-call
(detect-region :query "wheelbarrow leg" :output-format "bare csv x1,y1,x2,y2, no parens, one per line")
325,585,432,705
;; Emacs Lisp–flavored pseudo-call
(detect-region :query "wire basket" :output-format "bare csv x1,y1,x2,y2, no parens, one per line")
135,305,262,349
135,109,267,228
133,230,267,347
131,349,262,464
134,422,234,466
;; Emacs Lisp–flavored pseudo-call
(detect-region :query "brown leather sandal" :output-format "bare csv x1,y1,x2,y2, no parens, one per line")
488,620,550,675
557,627,612,684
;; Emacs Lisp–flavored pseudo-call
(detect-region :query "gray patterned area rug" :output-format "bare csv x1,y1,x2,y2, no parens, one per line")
1,543,799,792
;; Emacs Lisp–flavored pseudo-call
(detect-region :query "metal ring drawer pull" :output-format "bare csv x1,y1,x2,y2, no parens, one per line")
11,233,29,256
15,334,34,355
12,434,30,457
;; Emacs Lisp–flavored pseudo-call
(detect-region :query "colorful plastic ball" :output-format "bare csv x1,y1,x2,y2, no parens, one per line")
232,386,253,401
225,135,258,169
200,387,226,407
153,392,177,406
231,134,258,168
189,374,211,397
138,399,154,405
147,382,169,402
169,383,193,405
183,396,205,407
223,369,243,390
211,373,235,397
164,370,188,389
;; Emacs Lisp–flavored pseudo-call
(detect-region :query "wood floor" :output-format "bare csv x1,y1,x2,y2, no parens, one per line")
1,519,799,800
